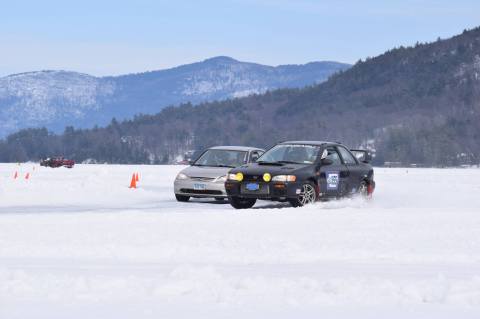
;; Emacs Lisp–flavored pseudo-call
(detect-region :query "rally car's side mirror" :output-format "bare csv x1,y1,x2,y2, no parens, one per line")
321,158,333,166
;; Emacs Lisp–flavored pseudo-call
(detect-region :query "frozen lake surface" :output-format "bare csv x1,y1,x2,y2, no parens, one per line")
1,164,480,318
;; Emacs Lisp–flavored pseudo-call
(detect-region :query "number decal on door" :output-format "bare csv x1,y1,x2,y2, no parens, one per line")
326,172,339,190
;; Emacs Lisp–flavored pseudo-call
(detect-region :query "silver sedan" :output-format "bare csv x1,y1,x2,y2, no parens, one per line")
174,146,264,202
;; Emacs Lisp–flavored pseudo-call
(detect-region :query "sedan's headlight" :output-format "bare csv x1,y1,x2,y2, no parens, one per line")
176,173,189,180
272,175,296,182
214,175,227,183
228,172,244,181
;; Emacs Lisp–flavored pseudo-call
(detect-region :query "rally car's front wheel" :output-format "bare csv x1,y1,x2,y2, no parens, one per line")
229,197,256,209
289,182,317,207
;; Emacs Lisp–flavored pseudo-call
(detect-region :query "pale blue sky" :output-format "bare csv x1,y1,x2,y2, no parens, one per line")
1,0,479,76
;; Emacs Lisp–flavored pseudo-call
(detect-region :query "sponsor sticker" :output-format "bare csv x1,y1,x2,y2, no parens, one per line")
326,172,339,190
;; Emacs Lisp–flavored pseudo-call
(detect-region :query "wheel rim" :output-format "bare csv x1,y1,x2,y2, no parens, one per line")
298,184,316,206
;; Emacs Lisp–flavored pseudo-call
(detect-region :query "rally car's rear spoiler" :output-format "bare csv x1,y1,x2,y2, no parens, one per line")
350,149,373,163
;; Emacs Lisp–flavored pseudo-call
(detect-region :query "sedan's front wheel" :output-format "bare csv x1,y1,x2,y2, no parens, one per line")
175,194,190,202
289,182,317,207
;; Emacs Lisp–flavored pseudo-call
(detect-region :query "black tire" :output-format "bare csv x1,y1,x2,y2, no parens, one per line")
175,194,190,202
288,181,317,207
229,197,256,209
214,197,225,201
358,181,371,199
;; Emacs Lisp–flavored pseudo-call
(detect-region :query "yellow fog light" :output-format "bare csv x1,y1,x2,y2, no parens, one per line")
263,173,271,182
236,172,244,181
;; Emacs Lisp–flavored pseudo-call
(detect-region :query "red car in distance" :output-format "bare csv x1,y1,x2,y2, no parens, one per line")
40,157,75,168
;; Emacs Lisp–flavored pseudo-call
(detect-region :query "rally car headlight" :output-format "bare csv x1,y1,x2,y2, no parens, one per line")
214,175,227,183
176,173,189,180
228,172,244,181
272,175,296,182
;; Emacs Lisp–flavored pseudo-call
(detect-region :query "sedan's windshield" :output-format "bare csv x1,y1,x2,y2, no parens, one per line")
257,144,320,164
193,149,247,168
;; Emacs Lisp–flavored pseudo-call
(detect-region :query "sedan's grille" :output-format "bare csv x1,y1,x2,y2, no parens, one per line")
190,176,216,182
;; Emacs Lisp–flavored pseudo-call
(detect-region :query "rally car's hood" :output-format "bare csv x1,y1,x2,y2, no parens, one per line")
230,162,308,176
181,165,231,178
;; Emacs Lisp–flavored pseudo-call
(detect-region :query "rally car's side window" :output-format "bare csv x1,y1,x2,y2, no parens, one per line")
338,146,357,165
325,147,342,165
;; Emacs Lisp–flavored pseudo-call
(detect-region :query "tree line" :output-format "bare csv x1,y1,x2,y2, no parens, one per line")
1,27,479,166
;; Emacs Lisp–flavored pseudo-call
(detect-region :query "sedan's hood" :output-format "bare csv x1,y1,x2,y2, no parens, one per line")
181,166,231,178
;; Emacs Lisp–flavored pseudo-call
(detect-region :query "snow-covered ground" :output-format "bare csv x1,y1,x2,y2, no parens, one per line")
1,164,480,318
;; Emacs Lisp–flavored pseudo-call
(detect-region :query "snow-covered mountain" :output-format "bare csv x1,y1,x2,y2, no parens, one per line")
0,57,350,136
0,71,116,134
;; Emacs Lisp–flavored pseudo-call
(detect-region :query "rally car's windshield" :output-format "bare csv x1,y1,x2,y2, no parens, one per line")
257,144,320,164
193,149,247,168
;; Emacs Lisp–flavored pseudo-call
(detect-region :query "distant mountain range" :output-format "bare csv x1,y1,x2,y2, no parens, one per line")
0,57,350,136
3,26,480,166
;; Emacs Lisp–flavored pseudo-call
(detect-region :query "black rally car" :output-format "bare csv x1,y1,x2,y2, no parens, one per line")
225,141,375,209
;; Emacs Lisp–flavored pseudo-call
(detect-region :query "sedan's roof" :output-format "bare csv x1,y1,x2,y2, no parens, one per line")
209,146,264,151
279,140,339,146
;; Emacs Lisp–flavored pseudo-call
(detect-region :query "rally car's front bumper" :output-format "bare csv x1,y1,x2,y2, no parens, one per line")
225,181,303,200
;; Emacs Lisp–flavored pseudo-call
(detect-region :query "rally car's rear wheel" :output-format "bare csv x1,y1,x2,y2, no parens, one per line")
229,197,256,209
289,182,316,207
358,181,372,199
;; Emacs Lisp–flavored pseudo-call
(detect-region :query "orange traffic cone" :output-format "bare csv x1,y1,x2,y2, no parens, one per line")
25,172,30,180
14,171,18,179
135,172,139,182
129,173,137,189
